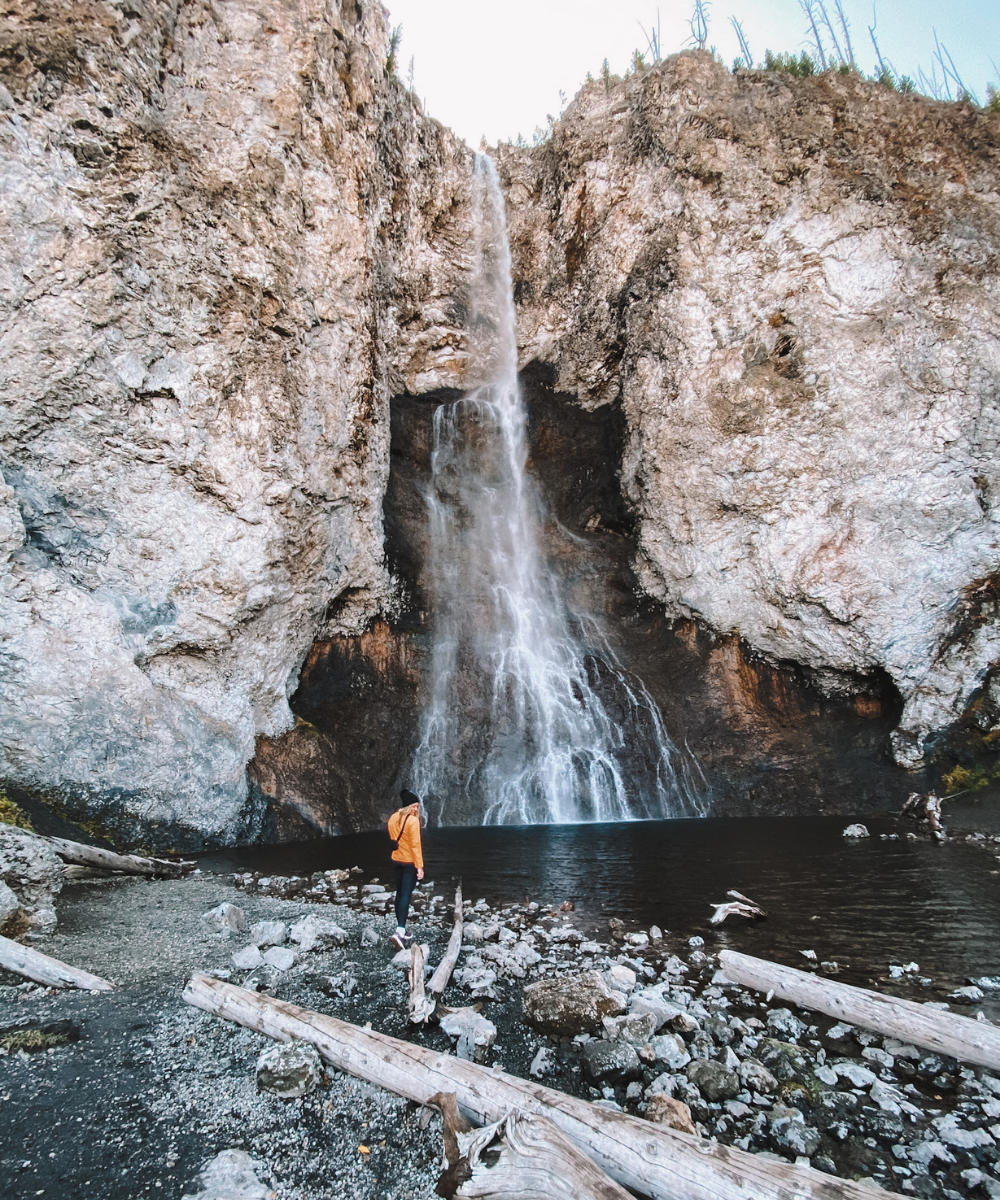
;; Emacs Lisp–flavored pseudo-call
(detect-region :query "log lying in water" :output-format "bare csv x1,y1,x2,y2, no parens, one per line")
182,973,891,1200
46,836,196,878
427,883,463,999
719,949,1000,1071
0,934,114,991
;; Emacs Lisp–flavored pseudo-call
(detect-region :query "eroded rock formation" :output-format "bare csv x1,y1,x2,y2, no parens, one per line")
498,53,1000,769
1,6,997,844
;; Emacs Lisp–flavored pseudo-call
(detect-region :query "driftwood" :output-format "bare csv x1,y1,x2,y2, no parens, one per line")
427,883,463,998
899,792,947,842
436,1098,633,1200
709,890,766,925
0,934,114,991
46,836,196,878
409,941,435,1024
183,973,892,1200
719,949,1000,1071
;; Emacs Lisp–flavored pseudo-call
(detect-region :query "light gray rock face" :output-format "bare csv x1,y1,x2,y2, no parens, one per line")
500,52,1000,768
0,825,63,924
0,0,471,846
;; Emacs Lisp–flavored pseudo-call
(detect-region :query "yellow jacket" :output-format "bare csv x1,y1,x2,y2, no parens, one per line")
388,807,423,869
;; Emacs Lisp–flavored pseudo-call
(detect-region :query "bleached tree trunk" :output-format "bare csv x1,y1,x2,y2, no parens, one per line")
719,949,1000,1070
183,974,892,1200
427,884,463,998
46,836,196,878
0,934,114,991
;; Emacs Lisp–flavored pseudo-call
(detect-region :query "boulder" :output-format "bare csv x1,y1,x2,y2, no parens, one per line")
645,1094,698,1135
255,1041,322,1098
232,945,264,971
249,920,287,948
687,1059,739,1102
262,946,295,971
523,971,627,1036
181,1149,271,1200
0,826,63,926
200,903,247,935
580,1039,641,1085
288,915,349,953
769,1104,821,1157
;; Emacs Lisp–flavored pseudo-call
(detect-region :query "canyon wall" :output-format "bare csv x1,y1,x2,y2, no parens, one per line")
1,5,998,845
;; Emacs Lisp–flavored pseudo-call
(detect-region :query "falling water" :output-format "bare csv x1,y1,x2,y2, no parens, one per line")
411,155,706,826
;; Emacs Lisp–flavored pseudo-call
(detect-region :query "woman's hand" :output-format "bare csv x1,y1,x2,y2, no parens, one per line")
417,868,424,881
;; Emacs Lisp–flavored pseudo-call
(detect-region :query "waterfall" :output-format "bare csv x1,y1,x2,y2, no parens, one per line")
410,154,706,826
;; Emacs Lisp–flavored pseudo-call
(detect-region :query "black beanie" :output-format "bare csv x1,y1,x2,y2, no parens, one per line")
400,789,421,806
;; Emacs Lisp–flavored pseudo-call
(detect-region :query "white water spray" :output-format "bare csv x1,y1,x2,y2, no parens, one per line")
411,155,705,826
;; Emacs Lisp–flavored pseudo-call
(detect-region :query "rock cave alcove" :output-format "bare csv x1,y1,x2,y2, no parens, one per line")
249,363,907,841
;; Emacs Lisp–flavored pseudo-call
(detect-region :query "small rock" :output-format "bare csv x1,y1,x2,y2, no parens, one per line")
0,880,21,929
232,945,264,971
688,936,704,948
602,963,637,993
738,1058,778,1094
249,921,287,948
645,1093,698,1134
687,1058,739,1101
602,1012,657,1045
181,1149,271,1200
580,1039,641,1084
832,1061,877,1088
649,925,663,940
949,985,985,1003
262,946,295,972
529,1046,552,1077
360,926,379,947
769,1104,821,1157
255,1042,322,1098
649,1032,691,1069
200,903,247,935
625,931,649,948
288,915,348,953
842,823,870,838
766,1008,806,1040
439,1008,496,1062
630,988,683,1030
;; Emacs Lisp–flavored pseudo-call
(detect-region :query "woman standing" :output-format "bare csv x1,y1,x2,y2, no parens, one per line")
388,789,424,951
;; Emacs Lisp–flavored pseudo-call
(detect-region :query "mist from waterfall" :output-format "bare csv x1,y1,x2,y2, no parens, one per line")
411,154,706,826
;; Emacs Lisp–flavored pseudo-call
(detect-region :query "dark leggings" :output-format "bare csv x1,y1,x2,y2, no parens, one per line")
393,862,418,929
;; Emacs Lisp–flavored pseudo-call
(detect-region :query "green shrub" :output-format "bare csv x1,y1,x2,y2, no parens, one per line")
988,85,1000,113
764,50,815,78
942,764,991,794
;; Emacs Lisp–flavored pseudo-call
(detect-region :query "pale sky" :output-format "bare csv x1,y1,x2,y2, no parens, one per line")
384,0,998,149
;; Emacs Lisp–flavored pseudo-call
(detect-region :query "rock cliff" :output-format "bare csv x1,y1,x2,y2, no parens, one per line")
1,8,998,845
498,53,1000,770
0,0,469,845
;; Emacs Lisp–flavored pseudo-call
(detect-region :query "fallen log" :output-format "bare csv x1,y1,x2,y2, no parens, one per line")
447,1107,634,1200
427,883,463,998
0,934,114,991
183,973,891,1200
46,836,196,878
719,949,1000,1071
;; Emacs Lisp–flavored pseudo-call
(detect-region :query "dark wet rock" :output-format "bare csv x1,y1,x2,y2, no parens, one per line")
580,1039,641,1085
759,1038,811,1083
522,971,626,1036
255,1042,323,1099
766,1008,807,1040
687,1058,739,1102
769,1104,821,1157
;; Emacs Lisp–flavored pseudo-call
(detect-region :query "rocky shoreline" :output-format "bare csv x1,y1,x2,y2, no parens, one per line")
4,822,1000,1199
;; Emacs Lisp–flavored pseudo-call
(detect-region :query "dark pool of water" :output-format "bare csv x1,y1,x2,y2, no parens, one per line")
200,812,1000,1012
